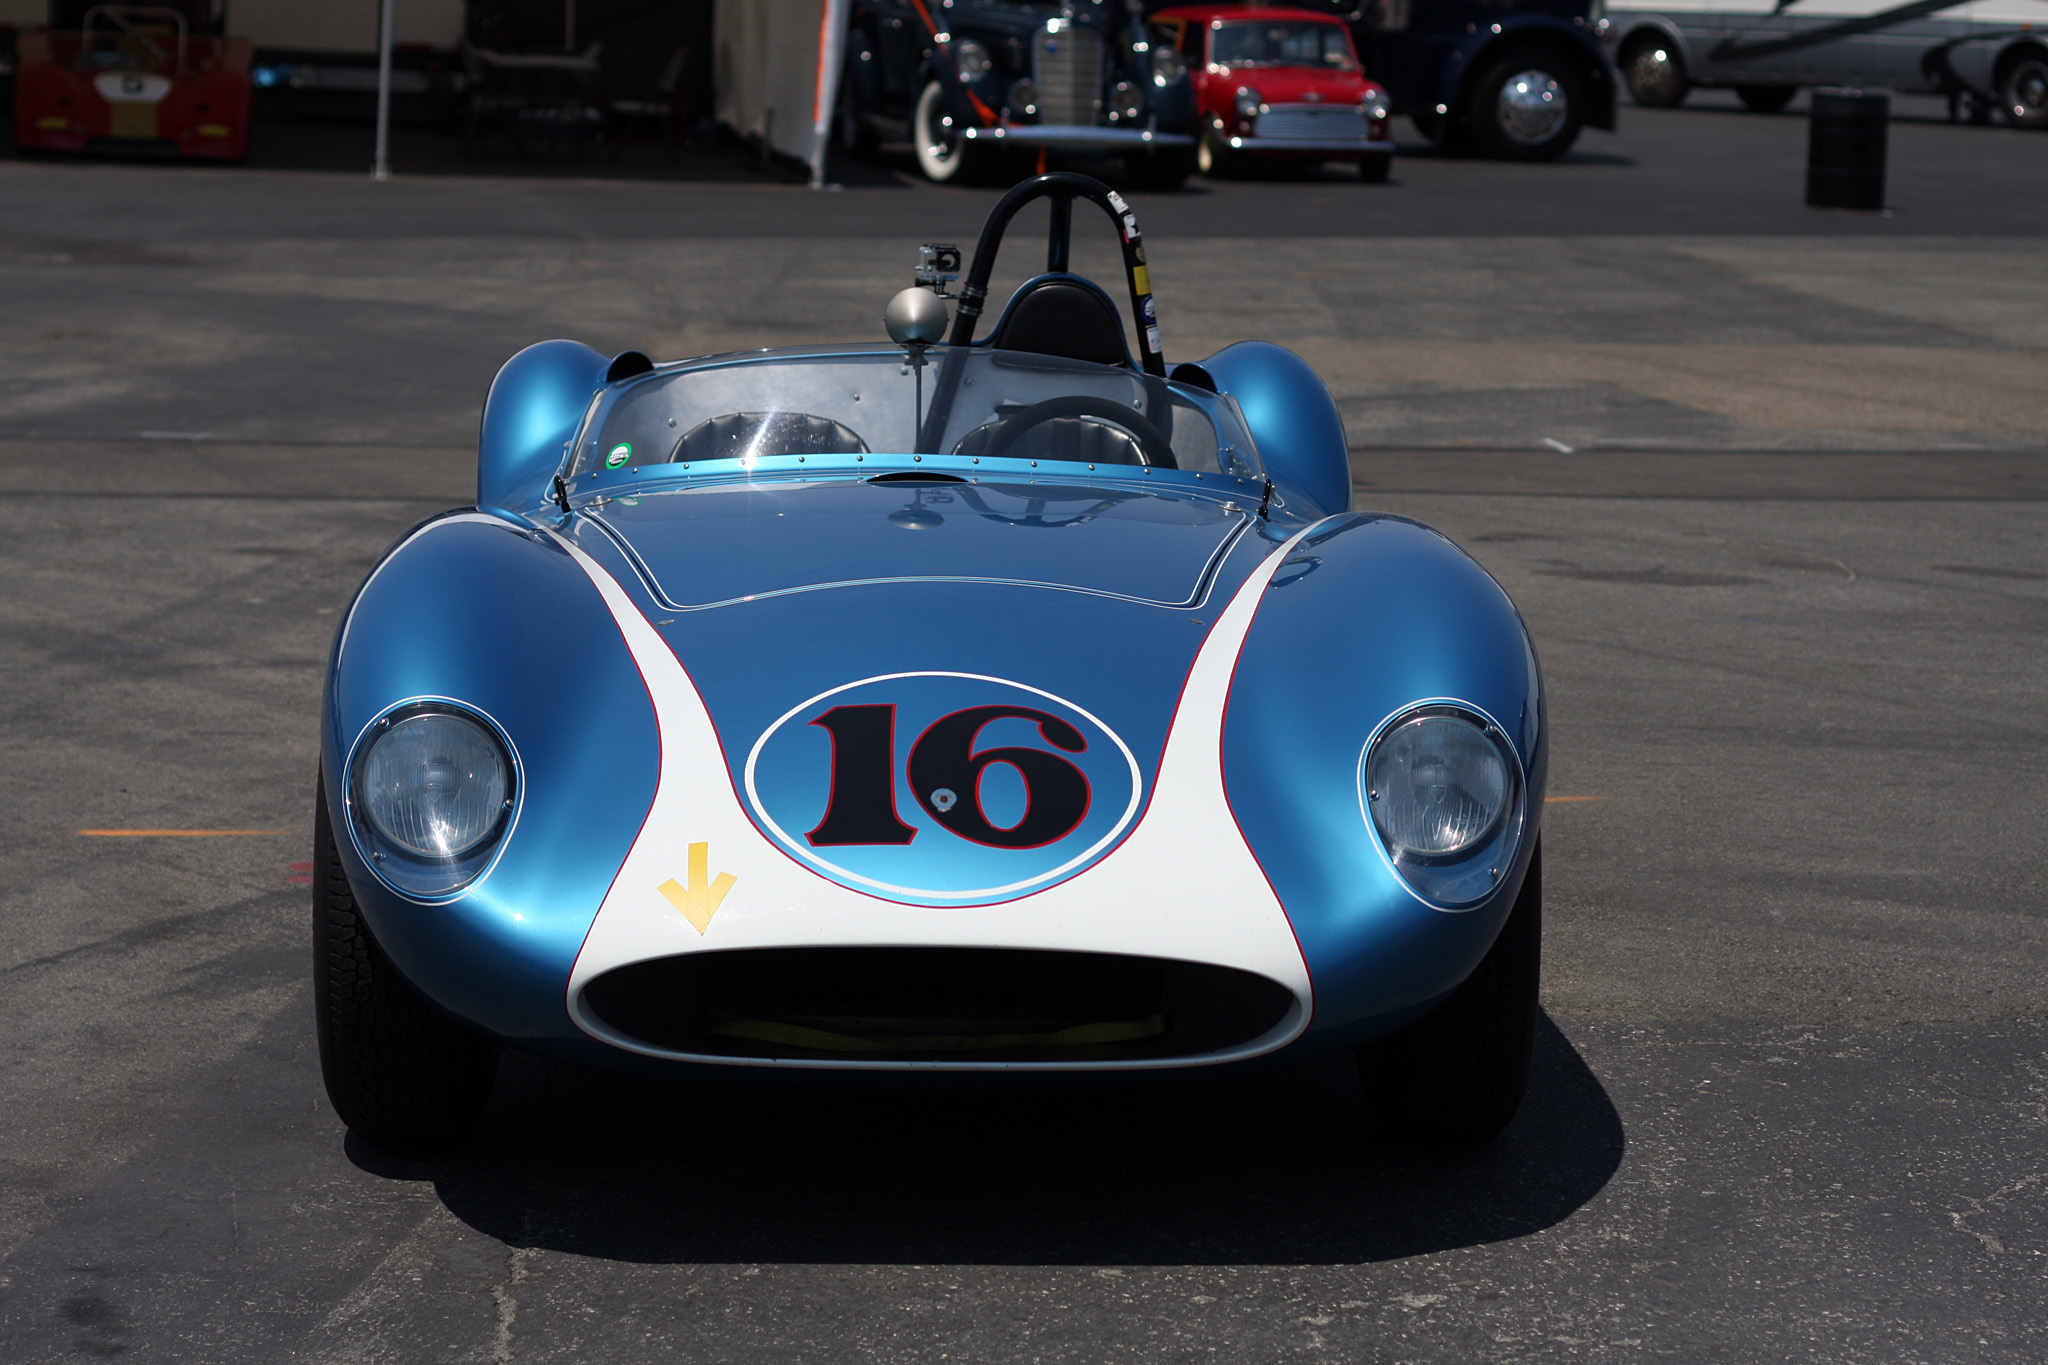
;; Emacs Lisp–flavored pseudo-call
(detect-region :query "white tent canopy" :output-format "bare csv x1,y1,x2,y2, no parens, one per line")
713,0,851,187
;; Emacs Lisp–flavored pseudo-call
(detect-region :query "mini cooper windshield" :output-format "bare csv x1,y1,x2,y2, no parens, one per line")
575,347,1264,480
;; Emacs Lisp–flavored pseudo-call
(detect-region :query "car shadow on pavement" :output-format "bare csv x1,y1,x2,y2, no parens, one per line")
353,1011,1623,1265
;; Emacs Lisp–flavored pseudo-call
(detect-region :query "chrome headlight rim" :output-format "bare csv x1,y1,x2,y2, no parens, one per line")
1357,699,1528,912
953,38,993,81
343,697,523,903
1150,43,1187,87
1234,84,1264,120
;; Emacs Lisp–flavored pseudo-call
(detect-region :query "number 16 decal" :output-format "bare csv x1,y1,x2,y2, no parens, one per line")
807,703,1092,850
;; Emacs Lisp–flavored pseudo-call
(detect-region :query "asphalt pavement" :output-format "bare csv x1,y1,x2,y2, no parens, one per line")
0,103,2044,1363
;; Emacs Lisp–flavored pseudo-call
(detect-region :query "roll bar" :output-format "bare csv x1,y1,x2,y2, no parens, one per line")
948,172,1168,379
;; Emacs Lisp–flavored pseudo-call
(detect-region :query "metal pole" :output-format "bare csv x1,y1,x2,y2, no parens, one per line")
372,0,396,180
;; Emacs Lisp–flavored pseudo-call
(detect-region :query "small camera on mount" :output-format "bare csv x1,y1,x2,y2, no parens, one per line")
916,243,961,295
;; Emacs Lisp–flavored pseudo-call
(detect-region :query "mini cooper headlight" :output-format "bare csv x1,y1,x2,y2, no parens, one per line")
1365,96,1391,123
1150,44,1186,86
348,704,516,898
1234,85,1264,120
953,38,993,80
1362,704,1525,908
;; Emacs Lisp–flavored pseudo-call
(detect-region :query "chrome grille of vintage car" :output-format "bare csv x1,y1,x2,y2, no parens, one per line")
1254,104,1369,142
1032,24,1103,125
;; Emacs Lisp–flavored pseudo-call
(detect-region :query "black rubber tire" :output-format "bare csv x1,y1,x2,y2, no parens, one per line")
1735,83,1799,113
1125,145,1196,192
1358,151,1392,183
1195,122,1237,177
2000,54,2048,130
1357,844,1541,1148
1468,57,1585,161
313,775,498,1149
1620,33,1691,108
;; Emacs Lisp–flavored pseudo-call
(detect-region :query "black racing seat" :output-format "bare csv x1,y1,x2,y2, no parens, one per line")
986,274,1132,369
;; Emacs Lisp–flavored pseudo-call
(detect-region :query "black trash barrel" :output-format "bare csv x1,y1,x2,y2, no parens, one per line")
1806,88,1889,210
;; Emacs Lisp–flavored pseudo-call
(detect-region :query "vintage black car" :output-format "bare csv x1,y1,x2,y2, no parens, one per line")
841,0,1199,186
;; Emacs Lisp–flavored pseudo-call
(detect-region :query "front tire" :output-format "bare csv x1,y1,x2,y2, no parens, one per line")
912,79,980,183
1195,121,1237,177
313,776,497,1149
2001,54,2048,129
1357,845,1541,1148
1469,58,1585,160
1621,34,1690,108
1736,83,1799,113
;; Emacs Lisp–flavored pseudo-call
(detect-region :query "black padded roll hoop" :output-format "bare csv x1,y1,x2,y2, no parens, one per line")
1806,88,1888,211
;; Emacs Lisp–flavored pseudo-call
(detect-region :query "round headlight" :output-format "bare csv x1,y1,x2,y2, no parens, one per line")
1110,79,1144,122
1366,712,1511,860
1008,77,1039,118
1366,97,1390,123
359,711,511,860
1150,44,1186,86
953,38,992,80
1234,85,1263,120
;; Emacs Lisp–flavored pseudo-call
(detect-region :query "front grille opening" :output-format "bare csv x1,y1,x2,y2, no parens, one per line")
582,947,1293,1063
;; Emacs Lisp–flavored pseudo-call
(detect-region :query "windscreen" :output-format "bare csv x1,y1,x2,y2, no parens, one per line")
1211,22,1356,71
578,348,1262,480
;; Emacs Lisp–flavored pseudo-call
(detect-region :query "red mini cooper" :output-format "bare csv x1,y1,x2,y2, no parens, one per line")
1152,4,1394,182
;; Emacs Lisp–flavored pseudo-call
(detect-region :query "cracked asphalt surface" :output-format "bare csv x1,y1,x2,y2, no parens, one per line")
1,100,2044,1361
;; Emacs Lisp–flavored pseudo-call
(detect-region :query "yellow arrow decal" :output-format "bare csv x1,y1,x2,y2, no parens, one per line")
656,842,737,934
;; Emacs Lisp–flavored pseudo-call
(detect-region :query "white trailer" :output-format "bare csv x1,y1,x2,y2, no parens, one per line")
1599,0,2048,125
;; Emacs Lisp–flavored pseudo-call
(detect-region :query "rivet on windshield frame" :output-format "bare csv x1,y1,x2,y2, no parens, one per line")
797,456,805,462
972,457,979,464
1088,464,1095,470
1031,460,1037,467
914,455,922,462
857,454,864,461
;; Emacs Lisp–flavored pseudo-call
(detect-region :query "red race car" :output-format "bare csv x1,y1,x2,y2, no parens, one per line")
13,2,250,160
1152,4,1395,182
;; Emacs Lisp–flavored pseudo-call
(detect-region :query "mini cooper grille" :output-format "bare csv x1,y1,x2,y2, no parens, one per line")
1032,26,1104,125
581,947,1293,1063
1254,103,1368,142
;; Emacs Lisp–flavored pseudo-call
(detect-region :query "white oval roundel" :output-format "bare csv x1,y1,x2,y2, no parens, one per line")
742,672,1143,904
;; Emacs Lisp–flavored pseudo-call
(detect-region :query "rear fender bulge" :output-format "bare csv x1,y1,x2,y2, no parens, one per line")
324,510,660,1043
1222,514,1546,1039
477,339,609,515
1198,341,1352,518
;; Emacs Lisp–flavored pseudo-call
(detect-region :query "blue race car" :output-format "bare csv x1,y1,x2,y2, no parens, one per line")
315,173,1546,1150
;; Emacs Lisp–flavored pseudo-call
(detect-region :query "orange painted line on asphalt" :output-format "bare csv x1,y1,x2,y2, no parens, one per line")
77,829,291,837
1543,796,1608,804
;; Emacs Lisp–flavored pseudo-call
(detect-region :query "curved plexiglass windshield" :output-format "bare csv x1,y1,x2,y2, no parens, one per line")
573,348,1262,480
1211,22,1356,71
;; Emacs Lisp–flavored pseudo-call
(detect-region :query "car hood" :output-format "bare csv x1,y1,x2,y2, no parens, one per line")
559,475,1280,906
570,475,1255,612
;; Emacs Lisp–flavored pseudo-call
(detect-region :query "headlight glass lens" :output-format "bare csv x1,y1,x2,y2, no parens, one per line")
1367,713,1509,857
360,712,510,860
1008,78,1039,117
1150,44,1186,86
1234,85,1263,120
1111,79,1144,121
953,38,992,80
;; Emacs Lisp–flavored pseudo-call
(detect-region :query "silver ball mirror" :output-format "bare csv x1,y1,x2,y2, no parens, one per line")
885,287,950,347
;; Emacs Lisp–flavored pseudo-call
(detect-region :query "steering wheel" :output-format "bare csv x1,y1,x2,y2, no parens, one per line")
977,395,1178,469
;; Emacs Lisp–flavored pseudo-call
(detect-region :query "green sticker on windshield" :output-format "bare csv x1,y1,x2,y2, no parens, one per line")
605,442,632,468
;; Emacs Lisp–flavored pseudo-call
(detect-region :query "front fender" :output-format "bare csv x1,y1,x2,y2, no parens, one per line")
323,510,660,1048
1222,514,1546,1044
